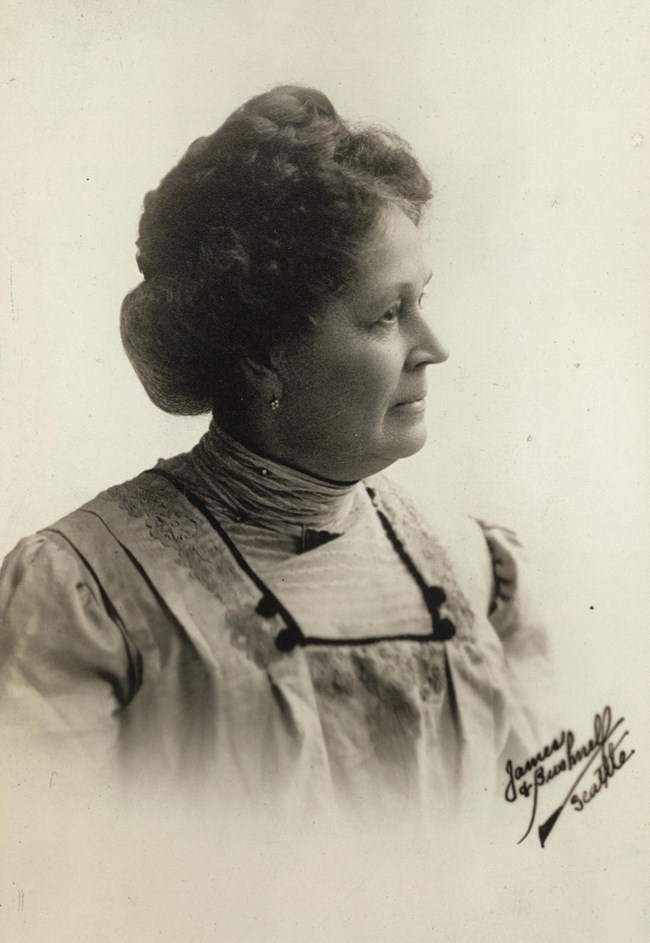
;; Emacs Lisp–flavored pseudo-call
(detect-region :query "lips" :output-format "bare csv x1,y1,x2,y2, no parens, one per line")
394,390,427,407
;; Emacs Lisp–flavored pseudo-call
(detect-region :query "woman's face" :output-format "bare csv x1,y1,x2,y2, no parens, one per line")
268,205,448,481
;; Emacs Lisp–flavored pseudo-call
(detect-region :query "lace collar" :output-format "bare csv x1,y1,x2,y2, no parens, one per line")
184,420,359,536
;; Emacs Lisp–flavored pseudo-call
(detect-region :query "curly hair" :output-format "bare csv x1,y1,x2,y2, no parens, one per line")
120,85,433,415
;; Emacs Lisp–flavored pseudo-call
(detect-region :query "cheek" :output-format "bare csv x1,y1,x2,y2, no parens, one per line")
319,374,390,437
283,326,406,445
310,349,399,417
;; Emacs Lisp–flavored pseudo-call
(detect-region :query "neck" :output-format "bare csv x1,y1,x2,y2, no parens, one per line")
187,420,359,535
218,408,366,485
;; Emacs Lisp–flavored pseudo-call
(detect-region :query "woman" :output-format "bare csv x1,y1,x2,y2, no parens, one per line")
0,86,550,823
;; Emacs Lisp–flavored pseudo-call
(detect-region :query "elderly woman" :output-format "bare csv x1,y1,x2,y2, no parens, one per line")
0,86,549,822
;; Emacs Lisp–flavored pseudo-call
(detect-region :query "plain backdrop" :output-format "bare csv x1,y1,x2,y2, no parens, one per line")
1,1,649,941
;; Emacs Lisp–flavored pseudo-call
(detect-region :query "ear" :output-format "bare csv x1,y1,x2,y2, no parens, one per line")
240,348,284,402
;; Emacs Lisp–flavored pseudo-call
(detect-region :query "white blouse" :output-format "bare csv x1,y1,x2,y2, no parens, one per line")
0,424,552,827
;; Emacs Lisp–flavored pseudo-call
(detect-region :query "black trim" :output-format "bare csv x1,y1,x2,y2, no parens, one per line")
144,467,456,652
367,494,455,642
145,467,306,645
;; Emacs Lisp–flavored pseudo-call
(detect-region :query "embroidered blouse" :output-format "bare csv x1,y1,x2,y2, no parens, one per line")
0,423,551,824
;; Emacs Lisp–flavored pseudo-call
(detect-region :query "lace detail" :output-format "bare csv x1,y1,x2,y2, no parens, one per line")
225,604,285,669
308,650,357,698
368,475,477,641
103,475,251,608
354,648,422,761
308,643,445,710
355,642,445,702
308,643,446,770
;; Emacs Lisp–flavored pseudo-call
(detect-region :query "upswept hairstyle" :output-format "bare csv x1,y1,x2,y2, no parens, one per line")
120,85,433,415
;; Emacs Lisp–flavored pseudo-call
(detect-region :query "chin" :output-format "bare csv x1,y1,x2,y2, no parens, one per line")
398,424,428,459
365,423,427,476
400,433,427,458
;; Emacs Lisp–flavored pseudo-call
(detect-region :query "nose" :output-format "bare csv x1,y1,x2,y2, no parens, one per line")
405,313,449,370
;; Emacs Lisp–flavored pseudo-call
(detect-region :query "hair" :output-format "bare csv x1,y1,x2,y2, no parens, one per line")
120,85,433,415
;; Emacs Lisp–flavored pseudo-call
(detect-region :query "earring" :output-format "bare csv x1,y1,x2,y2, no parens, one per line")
269,396,280,411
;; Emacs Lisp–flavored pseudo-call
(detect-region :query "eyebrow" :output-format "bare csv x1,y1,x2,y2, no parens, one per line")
349,268,434,314
383,269,433,296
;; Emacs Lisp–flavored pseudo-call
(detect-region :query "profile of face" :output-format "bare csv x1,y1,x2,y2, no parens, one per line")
259,205,448,482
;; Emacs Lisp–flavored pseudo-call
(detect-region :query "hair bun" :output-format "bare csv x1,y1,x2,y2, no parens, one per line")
222,86,341,154
240,85,337,125
120,279,214,415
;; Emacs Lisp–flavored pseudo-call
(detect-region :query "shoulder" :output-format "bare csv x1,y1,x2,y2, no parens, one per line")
475,518,550,656
0,528,139,717
0,469,169,678
1,528,98,606
2,464,165,563
0,523,129,639
476,520,524,616
2,464,246,635
3,463,190,566
0,472,146,599
366,472,546,640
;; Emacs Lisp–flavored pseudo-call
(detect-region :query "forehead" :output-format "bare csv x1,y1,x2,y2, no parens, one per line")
350,206,429,299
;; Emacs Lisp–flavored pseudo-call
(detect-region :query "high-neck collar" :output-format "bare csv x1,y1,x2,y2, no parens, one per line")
187,421,359,536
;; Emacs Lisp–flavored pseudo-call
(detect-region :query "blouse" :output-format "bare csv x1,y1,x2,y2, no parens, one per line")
0,424,552,828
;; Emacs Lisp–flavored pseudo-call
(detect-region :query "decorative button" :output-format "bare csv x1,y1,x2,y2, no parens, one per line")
433,618,456,642
256,595,278,618
426,585,447,609
275,626,300,652
259,467,270,476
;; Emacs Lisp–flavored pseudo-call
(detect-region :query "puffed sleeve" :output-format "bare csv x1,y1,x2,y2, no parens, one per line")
478,521,556,746
0,531,138,779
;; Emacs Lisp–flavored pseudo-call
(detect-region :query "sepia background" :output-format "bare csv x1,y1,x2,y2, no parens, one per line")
1,0,648,940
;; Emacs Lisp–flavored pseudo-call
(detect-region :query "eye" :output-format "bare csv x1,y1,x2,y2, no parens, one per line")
377,302,401,325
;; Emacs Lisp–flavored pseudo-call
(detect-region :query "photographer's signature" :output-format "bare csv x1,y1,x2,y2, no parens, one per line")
504,706,635,846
